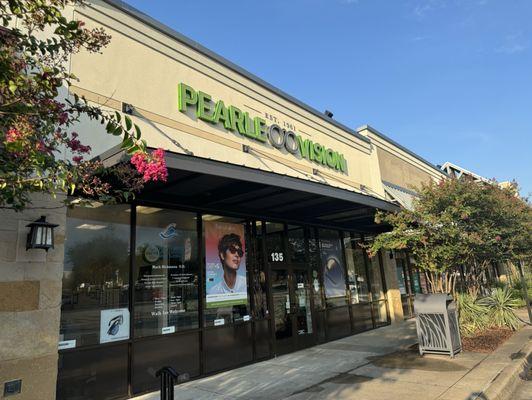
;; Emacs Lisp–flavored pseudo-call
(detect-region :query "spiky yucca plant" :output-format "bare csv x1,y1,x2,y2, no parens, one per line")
456,293,490,337
479,287,521,331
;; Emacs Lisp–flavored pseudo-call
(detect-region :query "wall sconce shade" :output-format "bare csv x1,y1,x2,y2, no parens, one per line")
26,216,58,251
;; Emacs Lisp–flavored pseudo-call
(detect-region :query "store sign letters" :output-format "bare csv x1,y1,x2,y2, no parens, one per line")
178,83,347,172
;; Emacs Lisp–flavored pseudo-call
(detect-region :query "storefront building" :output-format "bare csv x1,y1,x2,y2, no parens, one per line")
0,1,448,400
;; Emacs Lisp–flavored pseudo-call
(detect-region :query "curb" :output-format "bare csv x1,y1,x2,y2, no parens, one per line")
480,327,531,400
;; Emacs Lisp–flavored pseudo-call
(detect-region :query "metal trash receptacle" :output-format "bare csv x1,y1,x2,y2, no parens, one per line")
414,294,462,357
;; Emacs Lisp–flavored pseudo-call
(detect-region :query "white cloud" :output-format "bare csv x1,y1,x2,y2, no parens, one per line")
495,33,527,54
413,0,446,18
495,43,526,54
411,35,429,42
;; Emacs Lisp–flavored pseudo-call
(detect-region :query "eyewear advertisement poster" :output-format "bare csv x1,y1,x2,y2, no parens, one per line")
320,239,347,298
205,221,248,308
100,308,130,343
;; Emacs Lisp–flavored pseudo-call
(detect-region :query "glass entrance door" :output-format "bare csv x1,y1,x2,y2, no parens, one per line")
271,268,292,355
293,268,314,349
271,266,315,355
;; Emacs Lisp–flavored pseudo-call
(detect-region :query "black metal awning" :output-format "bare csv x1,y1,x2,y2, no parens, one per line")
100,148,398,233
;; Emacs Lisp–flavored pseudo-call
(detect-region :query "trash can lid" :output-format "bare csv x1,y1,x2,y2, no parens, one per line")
414,293,453,313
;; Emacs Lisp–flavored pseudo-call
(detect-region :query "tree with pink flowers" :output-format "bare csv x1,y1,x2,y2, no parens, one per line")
369,177,532,296
0,0,167,211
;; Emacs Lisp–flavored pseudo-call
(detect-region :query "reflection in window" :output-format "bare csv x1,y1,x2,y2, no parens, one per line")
271,269,291,340
265,222,285,264
134,208,198,337
344,234,370,304
395,257,408,295
60,205,130,347
368,254,386,301
287,225,306,263
319,229,347,307
309,229,325,310
252,222,269,319
412,269,423,294
294,269,313,335
203,215,250,327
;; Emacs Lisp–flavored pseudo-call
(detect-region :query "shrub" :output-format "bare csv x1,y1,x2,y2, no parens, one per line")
479,287,521,331
456,293,490,337
510,279,532,302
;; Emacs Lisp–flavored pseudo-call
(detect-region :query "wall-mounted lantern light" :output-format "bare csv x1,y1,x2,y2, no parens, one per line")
26,216,58,251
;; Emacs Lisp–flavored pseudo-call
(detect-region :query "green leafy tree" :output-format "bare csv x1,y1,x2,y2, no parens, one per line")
1,0,167,211
369,178,532,295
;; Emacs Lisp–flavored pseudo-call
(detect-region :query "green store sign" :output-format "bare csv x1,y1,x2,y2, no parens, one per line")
178,83,347,173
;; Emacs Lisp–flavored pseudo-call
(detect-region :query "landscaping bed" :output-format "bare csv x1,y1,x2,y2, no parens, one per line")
462,328,514,353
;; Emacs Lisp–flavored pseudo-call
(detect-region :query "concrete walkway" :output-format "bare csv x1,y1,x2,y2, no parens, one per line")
135,318,531,400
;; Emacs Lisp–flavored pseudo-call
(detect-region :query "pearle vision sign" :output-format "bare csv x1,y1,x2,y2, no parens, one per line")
178,83,347,173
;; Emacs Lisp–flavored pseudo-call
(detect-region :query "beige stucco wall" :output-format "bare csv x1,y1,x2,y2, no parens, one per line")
68,0,386,200
377,147,433,190
358,126,446,191
0,194,66,400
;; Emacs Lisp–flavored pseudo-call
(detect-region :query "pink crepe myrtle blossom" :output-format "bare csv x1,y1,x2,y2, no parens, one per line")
5,128,23,143
130,148,168,183
58,112,69,125
36,140,49,153
66,134,91,153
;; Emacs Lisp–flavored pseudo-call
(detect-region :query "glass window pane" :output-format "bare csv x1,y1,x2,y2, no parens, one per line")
252,221,269,319
271,269,291,340
309,229,325,310
412,269,422,294
60,205,130,347
265,222,285,264
319,229,347,307
368,254,385,301
134,207,199,338
294,269,313,335
203,215,250,327
395,256,408,295
344,234,370,304
287,225,306,263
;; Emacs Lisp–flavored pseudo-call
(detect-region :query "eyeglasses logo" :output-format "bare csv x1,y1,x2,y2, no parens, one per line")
159,223,178,239
107,315,123,336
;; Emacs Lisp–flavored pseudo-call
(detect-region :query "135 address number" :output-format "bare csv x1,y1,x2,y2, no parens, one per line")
270,252,284,262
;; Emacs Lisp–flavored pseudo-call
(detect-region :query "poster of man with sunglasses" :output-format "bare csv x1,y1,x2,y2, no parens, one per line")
205,221,248,308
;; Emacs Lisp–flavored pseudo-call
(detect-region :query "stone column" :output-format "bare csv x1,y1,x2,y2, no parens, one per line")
381,250,404,324
0,194,66,400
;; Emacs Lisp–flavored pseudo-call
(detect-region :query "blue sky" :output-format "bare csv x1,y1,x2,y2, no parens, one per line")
125,0,531,196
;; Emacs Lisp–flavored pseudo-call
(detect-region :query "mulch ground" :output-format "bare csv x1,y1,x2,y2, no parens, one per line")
462,328,514,353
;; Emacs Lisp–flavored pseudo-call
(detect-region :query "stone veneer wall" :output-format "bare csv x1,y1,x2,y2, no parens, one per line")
0,194,66,400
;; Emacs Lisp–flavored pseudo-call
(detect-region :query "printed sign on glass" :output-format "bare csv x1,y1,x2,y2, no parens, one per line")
100,308,130,343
